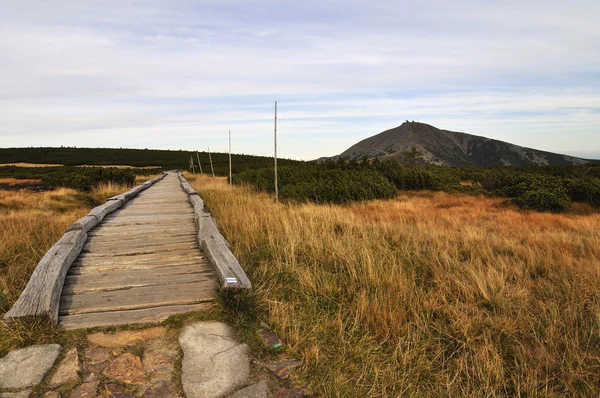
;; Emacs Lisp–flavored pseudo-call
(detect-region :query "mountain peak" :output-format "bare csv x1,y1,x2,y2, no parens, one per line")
334,122,590,167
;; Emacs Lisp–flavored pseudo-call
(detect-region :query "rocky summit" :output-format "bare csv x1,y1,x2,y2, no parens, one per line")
328,121,592,167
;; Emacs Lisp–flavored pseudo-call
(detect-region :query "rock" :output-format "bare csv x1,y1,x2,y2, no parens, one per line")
0,344,61,389
69,380,99,398
228,381,269,398
143,381,181,398
103,353,146,385
87,361,109,377
262,360,302,379
50,348,81,387
274,387,311,398
0,392,31,398
87,328,165,348
83,373,99,383
179,322,250,398
258,328,283,349
142,339,179,382
84,347,110,365
43,392,61,398
105,383,135,398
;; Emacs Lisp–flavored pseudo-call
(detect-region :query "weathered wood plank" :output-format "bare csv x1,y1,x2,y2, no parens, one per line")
85,234,197,247
80,242,199,257
63,268,215,295
87,225,196,236
99,218,195,227
69,259,209,274
3,230,88,323
102,214,193,223
59,303,213,330
72,249,205,267
60,281,216,315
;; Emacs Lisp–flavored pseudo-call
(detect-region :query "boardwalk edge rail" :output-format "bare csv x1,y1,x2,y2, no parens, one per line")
177,172,251,290
3,172,168,324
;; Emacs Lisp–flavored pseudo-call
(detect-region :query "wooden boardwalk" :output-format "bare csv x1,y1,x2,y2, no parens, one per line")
58,173,217,329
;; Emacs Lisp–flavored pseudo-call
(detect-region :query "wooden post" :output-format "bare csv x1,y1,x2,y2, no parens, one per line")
190,155,196,174
274,100,278,203
229,129,232,185
208,146,215,178
196,152,203,174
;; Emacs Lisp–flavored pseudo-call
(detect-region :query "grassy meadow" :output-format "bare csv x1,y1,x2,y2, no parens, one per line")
188,173,600,396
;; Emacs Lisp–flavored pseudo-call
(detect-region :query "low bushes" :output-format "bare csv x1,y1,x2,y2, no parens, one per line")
234,162,396,204
234,160,600,212
42,167,135,191
507,176,572,212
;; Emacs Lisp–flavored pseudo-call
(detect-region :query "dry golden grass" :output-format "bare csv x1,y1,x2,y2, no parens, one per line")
188,174,600,397
0,162,63,167
0,178,42,186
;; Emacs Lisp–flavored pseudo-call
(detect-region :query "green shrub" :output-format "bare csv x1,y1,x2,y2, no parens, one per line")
565,178,600,207
376,162,459,191
42,167,135,191
509,177,571,212
234,163,396,204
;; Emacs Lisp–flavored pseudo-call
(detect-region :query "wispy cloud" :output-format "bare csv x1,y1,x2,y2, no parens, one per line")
1,0,599,159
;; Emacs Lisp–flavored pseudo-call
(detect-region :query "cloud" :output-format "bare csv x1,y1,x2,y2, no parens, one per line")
0,0,599,160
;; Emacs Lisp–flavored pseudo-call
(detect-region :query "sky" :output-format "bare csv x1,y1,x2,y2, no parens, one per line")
1,0,599,161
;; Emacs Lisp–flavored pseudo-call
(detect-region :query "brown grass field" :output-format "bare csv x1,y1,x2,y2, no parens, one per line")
187,174,600,397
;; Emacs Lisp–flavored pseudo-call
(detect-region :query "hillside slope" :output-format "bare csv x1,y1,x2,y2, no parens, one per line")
334,122,591,166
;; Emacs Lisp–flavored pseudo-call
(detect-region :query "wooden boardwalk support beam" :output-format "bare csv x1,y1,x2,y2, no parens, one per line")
178,172,251,289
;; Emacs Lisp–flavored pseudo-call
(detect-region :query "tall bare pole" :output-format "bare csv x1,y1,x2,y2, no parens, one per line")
228,129,232,185
190,155,196,174
208,146,215,178
196,151,203,174
274,101,278,203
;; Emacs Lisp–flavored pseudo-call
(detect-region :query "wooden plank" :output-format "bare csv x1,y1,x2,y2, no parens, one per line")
107,208,192,216
69,259,209,274
70,257,209,273
59,303,213,330
98,219,195,228
88,226,196,236
73,249,204,267
63,268,215,295
3,229,88,323
60,281,216,315
102,214,193,223
65,263,210,283
80,242,199,257
86,233,196,245
83,236,197,251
